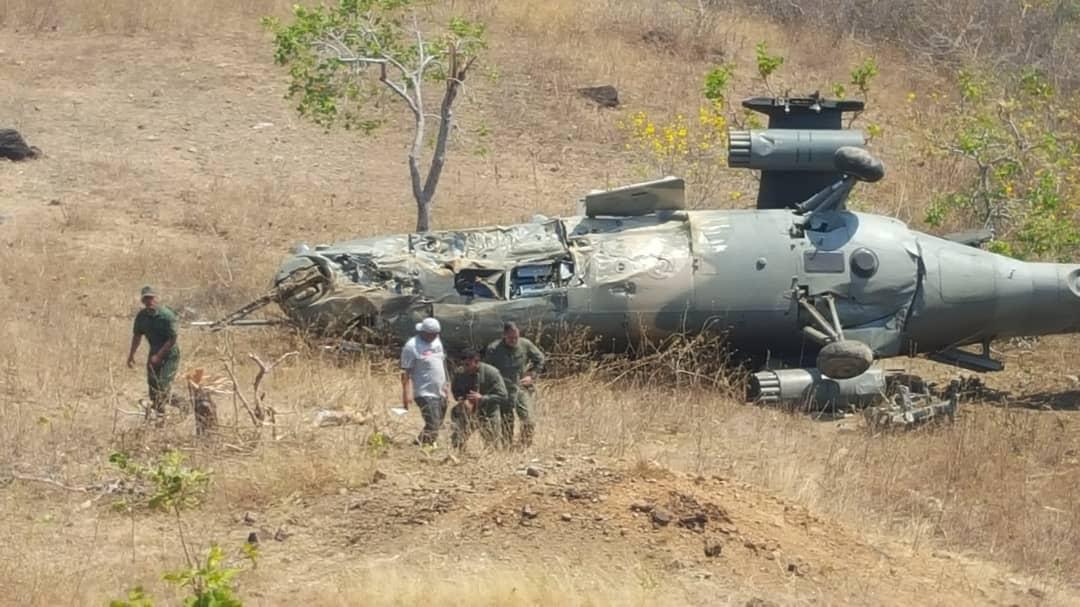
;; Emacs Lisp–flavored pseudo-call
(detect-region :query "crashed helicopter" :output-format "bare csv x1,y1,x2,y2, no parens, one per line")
223,95,1080,415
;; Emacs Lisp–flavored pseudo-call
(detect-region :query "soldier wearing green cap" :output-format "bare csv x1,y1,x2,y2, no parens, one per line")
127,286,181,423
484,321,545,448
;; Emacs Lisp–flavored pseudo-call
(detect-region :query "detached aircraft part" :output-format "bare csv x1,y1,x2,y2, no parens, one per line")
748,367,886,410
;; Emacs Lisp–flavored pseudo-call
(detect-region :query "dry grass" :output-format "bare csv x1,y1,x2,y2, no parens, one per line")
726,0,1080,91
2,0,1080,604
0,0,293,33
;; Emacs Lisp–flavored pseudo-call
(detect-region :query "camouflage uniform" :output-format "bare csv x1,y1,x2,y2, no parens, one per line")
449,362,508,450
484,337,545,446
132,306,181,417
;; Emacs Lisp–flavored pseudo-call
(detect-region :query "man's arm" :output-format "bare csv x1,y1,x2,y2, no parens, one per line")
522,339,545,386
127,334,141,368
149,337,175,366
442,356,452,400
400,371,413,409
479,369,508,408
526,339,545,372
399,344,415,408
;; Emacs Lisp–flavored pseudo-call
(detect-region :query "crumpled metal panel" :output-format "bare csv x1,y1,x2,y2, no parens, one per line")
575,221,691,286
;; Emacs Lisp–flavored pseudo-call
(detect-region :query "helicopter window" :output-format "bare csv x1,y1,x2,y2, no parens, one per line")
510,257,575,298
454,269,506,299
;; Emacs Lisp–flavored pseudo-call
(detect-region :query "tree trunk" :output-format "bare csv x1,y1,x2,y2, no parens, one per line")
415,194,433,233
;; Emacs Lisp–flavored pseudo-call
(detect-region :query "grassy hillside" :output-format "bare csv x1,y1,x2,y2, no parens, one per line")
2,1,1079,604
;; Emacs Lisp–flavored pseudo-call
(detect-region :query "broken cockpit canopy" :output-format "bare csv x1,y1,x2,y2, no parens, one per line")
453,257,575,300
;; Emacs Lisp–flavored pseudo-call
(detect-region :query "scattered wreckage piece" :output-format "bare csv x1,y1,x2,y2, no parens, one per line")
577,85,620,108
864,384,958,429
748,367,886,410
748,365,960,428
190,319,286,328
312,409,373,427
0,128,40,161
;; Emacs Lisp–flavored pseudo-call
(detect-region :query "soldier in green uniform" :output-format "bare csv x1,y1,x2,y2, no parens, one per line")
484,322,545,448
449,349,508,451
126,286,181,423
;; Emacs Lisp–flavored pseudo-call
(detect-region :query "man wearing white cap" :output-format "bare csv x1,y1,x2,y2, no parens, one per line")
400,317,451,446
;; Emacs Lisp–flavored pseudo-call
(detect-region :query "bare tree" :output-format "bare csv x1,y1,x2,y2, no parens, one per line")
265,1,486,232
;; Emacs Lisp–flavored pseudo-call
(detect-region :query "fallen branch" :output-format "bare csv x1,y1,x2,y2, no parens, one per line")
223,361,261,427
11,473,90,493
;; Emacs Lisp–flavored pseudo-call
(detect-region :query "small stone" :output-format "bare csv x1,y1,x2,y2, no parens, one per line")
565,487,585,500
526,466,542,478
521,505,538,519
242,512,258,525
630,502,654,513
372,469,387,483
338,487,348,496
274,526,290,541
554,454,567,462
704,542,723,557
246,531,258,545
650,508,673,526
187,147,197,153
718,522,738,534
1028,588,1046,599
678,513,708,530
560,513,573,522
787,563,802,576
494,515,504,526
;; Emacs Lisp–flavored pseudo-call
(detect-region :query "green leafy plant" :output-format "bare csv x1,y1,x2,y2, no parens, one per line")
849,57,878,100
754,41,784,91
163,543,258,607
844,57,879,127
110,544,258,607
110,450,211,514
263,0,486,232
702,63,735,102
109,452,257,606
923,67,1080,261
109,586,154,607
367,429,391,456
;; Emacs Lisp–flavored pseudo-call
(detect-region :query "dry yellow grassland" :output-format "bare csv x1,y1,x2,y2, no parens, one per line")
1,1,1078,605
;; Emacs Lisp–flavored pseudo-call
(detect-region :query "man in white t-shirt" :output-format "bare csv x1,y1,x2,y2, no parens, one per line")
400,317,451,446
